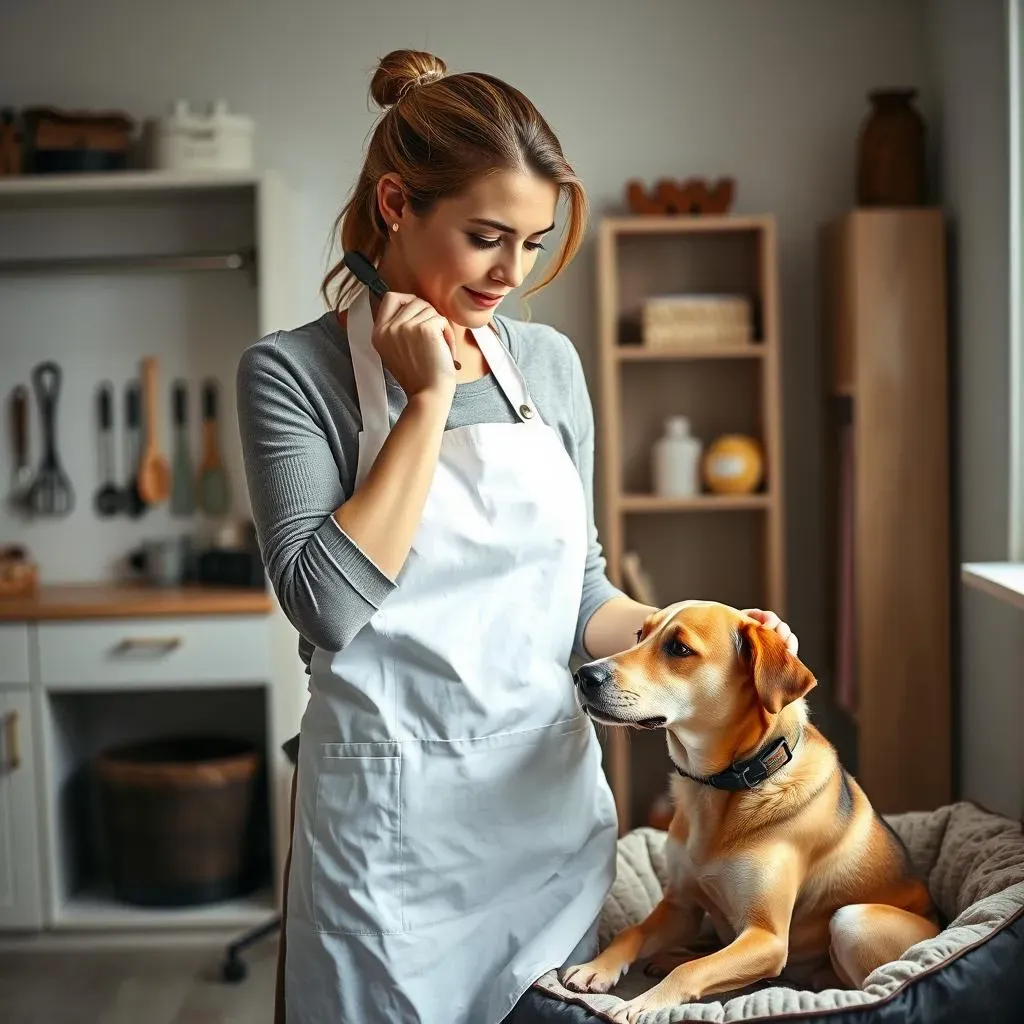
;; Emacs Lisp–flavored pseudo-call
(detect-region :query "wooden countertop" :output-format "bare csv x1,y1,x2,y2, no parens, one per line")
0,583,273,621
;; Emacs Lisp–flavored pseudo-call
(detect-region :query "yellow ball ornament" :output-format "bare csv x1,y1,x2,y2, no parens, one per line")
702,434,764,495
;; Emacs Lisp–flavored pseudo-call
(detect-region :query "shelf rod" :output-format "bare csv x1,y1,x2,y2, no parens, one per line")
0,248,255,276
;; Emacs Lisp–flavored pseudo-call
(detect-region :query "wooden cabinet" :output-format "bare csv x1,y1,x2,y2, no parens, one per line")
821,209,952,813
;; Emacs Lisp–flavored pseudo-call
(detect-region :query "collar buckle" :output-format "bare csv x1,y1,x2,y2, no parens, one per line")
738,736,793,789
674,732,797,791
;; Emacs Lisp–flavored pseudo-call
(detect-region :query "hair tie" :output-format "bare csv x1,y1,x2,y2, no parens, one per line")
396,69,444,103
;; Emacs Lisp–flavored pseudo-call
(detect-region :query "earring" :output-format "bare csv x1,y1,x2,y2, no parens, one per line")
391,223,399,233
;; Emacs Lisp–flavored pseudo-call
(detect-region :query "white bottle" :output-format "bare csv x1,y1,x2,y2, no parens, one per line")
652,416,702,497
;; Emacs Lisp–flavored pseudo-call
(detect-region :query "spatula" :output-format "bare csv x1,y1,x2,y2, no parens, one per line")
122,381,147,518
198,378,230,516
170,380,196,516
93,382,122,517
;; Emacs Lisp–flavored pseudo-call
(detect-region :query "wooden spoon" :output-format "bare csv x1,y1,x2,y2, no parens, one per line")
137,356,170,505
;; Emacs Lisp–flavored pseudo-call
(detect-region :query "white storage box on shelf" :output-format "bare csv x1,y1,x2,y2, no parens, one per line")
147,100,255,173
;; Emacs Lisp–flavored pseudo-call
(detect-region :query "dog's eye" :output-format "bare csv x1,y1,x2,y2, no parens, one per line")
666,638,693,658
634,629,643,643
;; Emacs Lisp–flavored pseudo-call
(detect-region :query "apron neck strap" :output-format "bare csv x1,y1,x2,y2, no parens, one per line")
347,290,392,439
470,322,539,424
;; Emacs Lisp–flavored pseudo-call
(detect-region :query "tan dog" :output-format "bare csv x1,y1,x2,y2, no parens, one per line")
564,601,939,1023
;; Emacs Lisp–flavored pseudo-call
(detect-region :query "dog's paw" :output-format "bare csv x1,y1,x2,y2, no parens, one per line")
609,996,658,1024
608,981,698,1022
561,958,627,994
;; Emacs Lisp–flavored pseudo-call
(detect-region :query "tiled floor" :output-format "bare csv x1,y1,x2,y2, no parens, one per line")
0,938,277,1024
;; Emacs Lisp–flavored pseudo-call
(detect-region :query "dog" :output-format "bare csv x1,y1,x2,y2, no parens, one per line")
563,601,939,1023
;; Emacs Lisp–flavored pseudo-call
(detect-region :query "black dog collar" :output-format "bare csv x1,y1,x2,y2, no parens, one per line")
673,729,801,791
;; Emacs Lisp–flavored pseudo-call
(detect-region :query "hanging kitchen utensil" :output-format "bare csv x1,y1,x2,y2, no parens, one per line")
94,382,122,517
27,361,74,517
198,378,230,516
170,379,196,516
137,356,170,505
123,381,147,518
7,385,32,514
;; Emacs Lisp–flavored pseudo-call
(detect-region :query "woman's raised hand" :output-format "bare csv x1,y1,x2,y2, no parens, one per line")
372,293,459,399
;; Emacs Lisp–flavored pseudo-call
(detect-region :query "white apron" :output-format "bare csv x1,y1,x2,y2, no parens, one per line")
285,292,618,1024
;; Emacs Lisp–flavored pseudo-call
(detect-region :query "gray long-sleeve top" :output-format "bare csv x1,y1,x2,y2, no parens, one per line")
236,308,624,673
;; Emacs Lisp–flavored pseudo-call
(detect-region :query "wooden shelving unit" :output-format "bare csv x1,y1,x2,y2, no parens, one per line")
596,215,786,832
820,208,951,814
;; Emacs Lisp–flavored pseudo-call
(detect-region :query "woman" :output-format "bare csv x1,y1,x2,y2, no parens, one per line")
237,48,798,1024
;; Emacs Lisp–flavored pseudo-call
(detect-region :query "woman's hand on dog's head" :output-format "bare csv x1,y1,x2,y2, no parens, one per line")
741,608,799,656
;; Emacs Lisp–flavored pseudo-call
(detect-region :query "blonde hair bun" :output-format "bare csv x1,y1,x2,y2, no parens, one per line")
371,49,447,108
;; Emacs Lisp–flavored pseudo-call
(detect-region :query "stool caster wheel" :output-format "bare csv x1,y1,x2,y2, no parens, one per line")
222,955,248,983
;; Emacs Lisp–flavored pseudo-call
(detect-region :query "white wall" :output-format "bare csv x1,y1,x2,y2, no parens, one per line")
930,0,1024,820
0,1,936,713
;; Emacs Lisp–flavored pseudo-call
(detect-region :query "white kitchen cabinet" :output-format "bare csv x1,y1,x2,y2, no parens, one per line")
0,688,44,930
0,169,308,940
0,624,31,685
37,615,269,690
0,588,305,936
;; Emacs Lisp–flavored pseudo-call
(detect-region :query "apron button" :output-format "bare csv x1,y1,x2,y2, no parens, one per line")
519,403,534,419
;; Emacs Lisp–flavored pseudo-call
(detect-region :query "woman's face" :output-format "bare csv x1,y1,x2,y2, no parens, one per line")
385,168,558,328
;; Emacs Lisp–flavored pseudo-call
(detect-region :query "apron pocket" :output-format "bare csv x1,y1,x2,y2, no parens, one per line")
311,747,405,935
401,716,612,932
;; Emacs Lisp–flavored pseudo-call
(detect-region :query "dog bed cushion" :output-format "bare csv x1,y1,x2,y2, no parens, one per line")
523,802,1024,1023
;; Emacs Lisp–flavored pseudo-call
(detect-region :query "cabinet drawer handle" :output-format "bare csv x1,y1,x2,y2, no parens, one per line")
0,710,20,773
111,637,183,657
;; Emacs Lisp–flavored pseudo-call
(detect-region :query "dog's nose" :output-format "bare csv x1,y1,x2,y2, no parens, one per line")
574,662,612,699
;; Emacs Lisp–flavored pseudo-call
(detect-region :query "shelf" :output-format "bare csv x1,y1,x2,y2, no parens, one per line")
616,344,765,361
0,583,272,621
0,169,262,209
0,248,255,276
53,887,276,931
603,214,772,235
620,493,772,512
961,562,1024,611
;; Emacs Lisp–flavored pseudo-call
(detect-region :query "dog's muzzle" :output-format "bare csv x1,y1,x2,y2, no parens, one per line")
573,662,613,701
573,663,667,729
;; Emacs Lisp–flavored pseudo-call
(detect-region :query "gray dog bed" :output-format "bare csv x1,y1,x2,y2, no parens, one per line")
514,802,1024,1024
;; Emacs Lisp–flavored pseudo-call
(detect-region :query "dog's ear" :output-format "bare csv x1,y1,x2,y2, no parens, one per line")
740,621,817,714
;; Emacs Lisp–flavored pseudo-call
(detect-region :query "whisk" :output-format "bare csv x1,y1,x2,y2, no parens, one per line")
27,361,74,517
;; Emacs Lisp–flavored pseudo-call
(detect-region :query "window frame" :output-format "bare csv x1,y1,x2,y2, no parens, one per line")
1009,0,1024,560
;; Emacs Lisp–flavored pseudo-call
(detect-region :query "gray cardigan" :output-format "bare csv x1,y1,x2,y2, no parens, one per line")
236,308,624,673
